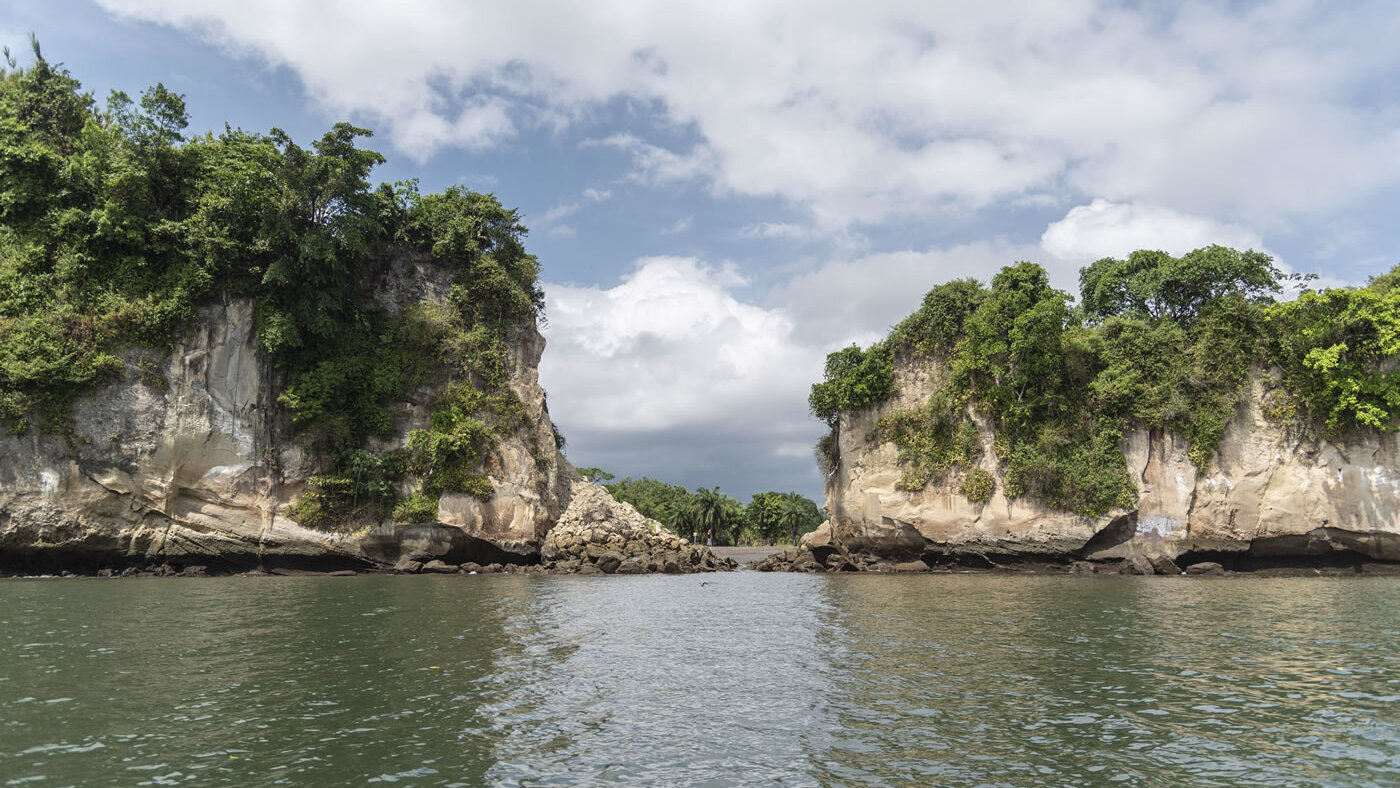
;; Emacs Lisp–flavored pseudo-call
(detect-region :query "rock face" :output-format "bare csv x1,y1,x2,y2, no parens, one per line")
541,482,735,574
825,360,1400,568
0,259,575,573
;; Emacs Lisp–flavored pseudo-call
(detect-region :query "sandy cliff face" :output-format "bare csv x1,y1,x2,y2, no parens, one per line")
0,274,574,572
826,361,1400,565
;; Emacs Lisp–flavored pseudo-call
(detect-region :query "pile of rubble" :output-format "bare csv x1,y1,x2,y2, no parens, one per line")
542,482,736,574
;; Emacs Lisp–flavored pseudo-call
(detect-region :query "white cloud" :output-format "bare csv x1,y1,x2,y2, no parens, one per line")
538,186,614,233
587,133,716,185
542,257,814,426
740,222,815,240
1040,199,1267,263
96,1,1400,225
541,256,833,497
661,216,693,235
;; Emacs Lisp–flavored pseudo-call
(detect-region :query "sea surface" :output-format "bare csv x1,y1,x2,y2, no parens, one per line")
1,572,1397,787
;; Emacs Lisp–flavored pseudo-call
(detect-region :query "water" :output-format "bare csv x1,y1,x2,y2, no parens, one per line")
1,573,1397,787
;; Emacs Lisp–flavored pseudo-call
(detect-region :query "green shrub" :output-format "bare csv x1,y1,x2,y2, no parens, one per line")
961,467,995,503
809,343,893,425
392,491,439,523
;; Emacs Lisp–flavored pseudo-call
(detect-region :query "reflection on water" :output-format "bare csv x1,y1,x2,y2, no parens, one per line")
0,574,1396,786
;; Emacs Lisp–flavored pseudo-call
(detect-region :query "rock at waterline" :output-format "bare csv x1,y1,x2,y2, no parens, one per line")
542,482,736,574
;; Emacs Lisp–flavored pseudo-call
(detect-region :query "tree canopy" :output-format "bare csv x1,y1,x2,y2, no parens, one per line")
1078,245,1285,325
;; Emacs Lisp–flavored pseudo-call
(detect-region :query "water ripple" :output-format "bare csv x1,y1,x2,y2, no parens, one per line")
0,574,1396,785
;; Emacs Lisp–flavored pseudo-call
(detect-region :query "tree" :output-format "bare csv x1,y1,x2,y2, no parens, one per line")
809,342,893,425
694,487,737,545
577,467,615,484
957,262,1072,433
1079,245,1288,326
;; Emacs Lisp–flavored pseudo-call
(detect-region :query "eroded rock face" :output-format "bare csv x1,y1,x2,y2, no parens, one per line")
826,361,1400,567
541,482,735,574
0,265,574,573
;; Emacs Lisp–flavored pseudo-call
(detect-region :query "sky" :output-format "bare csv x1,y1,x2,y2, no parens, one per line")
4,1,1399,504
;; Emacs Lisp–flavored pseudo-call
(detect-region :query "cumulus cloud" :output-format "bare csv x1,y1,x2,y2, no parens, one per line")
1040,199,1268,263
540,257,827,497
94,0,1400,225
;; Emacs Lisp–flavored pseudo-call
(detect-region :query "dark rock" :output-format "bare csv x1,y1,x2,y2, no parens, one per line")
96,568,115,578
1185,561,1225,575
1148,556,1182,575
421,559,457,574
461,562,483,573
1120,555,1155,575
577,563,602,575
393,558,424,574
1069,561,1097,574
616,559,646,574
180,565,209,578
596,553,623,574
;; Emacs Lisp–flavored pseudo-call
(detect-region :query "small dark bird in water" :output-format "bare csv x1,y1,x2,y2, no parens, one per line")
700,582,710,587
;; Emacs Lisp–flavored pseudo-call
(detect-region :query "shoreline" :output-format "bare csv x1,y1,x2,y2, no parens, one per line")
4,557,1399,580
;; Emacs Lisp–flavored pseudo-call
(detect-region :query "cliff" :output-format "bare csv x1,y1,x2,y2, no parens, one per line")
0,267,575,573
824,358,1400,568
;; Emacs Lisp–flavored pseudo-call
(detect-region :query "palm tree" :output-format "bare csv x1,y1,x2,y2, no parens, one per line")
778,496,807,546
694,487,729,546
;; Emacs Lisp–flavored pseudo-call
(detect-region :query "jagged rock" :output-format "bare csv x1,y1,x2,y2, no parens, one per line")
542,482,735,573
1069,561,1097,574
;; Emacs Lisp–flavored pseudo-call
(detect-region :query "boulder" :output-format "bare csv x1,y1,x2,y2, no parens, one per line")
1185,561,1226,575
1120,555,1156,575
892,560,929,573
1149,556,1182,576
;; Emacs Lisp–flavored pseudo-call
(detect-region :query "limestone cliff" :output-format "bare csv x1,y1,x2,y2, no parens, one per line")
0,266,575,573
825,359,1400,567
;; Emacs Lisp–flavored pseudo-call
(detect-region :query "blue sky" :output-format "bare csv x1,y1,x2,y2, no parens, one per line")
5,1,1399,504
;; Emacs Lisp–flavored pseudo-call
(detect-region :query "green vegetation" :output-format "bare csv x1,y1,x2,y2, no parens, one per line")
0,43,546,529
813,245,1400,518
601,475,824,546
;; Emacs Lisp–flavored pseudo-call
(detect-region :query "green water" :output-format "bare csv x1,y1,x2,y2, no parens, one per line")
1,573,1397,786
